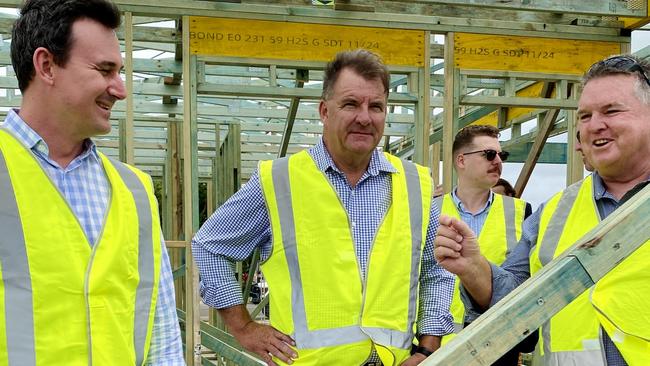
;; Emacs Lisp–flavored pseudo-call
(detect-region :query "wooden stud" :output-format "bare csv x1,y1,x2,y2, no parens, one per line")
442,32,460,192
182,15,201,366
414,31,432,166
124,12,135,165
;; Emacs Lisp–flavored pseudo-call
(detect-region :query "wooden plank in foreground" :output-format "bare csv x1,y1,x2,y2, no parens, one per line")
422,183,650,365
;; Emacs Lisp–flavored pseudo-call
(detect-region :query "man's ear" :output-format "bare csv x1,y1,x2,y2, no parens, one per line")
32,47,56,86
455,153,465,169
319,99,328,126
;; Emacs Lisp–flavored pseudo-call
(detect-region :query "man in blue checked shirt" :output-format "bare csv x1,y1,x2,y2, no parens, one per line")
0,0,184,364
192,49,454,366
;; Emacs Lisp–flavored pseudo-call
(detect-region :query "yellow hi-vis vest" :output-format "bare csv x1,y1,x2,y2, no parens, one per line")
529,175,604,365
435,193,526,334
258,150,432,366
591,208,650,364
0,129,161,366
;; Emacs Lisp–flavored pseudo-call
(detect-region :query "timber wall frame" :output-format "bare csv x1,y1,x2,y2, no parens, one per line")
0,1,647,364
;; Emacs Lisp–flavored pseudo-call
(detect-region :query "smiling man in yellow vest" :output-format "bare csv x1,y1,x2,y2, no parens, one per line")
433,55,650,365
192,50,455,366
436,125,536,365
0,1,184,364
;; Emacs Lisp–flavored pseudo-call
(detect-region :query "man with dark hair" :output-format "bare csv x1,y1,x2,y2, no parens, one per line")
435,125,535,365
434,54,650,365
0,0,184,364
576,130,595,172
492,178,516,197
193,49,454,366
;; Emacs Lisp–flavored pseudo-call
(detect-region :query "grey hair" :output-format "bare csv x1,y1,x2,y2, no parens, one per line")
582,54,650,105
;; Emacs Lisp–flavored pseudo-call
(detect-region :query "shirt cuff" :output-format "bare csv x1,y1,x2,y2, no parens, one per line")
199,279,244,309
460,262,519,322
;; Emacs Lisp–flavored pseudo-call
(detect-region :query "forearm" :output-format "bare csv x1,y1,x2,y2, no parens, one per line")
417,259,455,335
218,304,255,335
461,256,531,322
146,239,185,365
457,255,493,310
418,335,441,351
418,209,455,336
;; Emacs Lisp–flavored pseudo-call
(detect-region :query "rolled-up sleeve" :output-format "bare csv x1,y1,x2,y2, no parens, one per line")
191,171,271,309
417,195,455,336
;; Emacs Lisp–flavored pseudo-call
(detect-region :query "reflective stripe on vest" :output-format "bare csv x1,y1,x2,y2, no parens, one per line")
435,193,521,257
537,181,584,266
436,193,525,332
268,154,424,350
0,141,36,366
0,130,158,365
107,157,156,365
270,156,368,348
363,156,423,349
502,196,518,255
260,152,430,349
530,176,603,364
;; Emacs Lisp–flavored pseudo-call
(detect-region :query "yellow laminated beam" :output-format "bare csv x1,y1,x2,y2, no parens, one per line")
472,82,551,127
454,33,621,75
189,16,425,67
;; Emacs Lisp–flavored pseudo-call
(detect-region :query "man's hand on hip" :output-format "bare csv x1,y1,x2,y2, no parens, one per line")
232,321,297,366
218,304,297,365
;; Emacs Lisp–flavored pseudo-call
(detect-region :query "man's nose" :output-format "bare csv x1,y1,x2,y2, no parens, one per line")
109,73,127,100
355,106,372,126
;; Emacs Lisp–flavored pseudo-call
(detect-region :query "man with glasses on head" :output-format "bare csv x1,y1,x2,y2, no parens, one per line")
434,54,650,365
434,125,535,366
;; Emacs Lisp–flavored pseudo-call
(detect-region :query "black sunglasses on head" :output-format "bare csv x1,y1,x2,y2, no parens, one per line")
463,149,509,162
594,55,650,87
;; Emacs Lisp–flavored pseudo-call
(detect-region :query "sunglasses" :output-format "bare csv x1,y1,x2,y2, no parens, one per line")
463,149,509,162
593,56,650,87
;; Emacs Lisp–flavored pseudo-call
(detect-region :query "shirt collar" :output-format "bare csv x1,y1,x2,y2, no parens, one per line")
451,187,494,214
1,108,100,166
592,171,650,202
309,139,398,176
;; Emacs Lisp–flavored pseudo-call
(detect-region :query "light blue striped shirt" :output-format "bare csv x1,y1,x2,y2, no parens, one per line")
450,188,494,236
1,109,185,365
192,140,455,336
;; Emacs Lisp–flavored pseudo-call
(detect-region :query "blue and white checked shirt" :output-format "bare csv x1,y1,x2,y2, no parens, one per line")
1,109,185,365
462,173,634,366
192,140,455,336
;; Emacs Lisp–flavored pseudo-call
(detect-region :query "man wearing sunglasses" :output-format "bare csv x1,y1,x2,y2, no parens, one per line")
434,125,535,366
434,55,650,365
